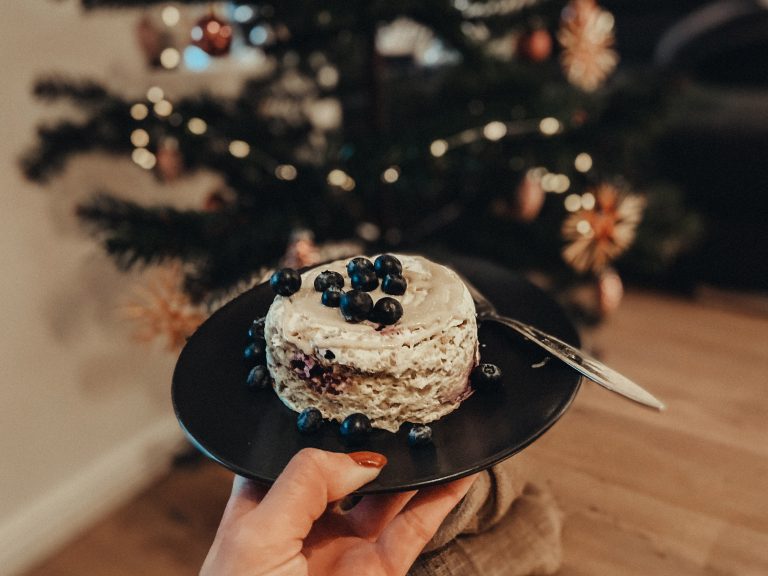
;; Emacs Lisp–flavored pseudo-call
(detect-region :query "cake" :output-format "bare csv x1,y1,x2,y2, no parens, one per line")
263,254,479,432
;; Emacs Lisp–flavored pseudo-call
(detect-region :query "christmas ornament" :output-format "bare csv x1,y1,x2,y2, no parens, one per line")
191,12,233,57
561,183,644,274
517,27,553,62
123,263,207,351
155,137,183,182
558,0,618,92
597,267,624,316
281,229,320,269
512,170,546,221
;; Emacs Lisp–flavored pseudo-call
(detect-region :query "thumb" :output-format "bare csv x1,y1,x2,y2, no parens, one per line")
253,448,386,544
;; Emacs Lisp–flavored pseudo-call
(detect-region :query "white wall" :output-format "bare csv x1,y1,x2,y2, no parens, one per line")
0,3,230,574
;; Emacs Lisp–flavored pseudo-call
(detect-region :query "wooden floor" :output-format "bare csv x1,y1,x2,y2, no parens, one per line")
22,290,768,576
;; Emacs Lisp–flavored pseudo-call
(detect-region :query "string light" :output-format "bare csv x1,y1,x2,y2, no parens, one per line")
327,169,348,187
317,65,339,88
381,166,400,183
160,48,181,69
483,121,507,141
154,99,173,117
132,148,156,170
430,139,448,157
146,86,164,103
229,140,250,158
130,103,149,120
275,164,297,180
576,220,592,235
161,5,180,27
539,117,561,136
581,192,596,210
564,193,582,212
233,5,255,22
187,117,207,135
574,152,593,173
130,128,150,148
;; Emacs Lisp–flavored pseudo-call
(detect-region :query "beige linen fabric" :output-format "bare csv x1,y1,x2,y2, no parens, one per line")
409,455,563,576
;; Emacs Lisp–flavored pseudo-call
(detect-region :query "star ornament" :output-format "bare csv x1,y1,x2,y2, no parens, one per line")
558,0,619,92
561,183,645,274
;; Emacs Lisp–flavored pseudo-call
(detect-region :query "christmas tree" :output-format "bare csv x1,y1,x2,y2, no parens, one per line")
23,0,701,341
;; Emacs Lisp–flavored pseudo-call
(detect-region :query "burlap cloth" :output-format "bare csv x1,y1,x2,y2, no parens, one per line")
409,454,563,576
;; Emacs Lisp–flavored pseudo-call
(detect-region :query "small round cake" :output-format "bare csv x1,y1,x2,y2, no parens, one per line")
264,254,478,432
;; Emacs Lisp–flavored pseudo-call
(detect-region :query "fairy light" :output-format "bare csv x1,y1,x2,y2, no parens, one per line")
130,128,150,148
187,117,207,135
381,166,400,183
160,48,181,69
574,152,593,173
430,139,448,157
146,86,164,103
130,103,149,120
356,222,380,241
327,169,348,187
131,148,156,170
539,117,561,136
581,192,596,210
275,164,298,181
161,5,180,27
154,99,173,117
229,140,250,158
317,65,339,88
341,176,356,191
552,174,571,193
576,220,592,235
483,121,507,141
564,193,582,212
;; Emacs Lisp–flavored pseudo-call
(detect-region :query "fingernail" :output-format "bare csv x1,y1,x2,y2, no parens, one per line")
348,451,387,469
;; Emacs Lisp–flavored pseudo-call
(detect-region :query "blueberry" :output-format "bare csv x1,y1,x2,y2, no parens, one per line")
347,257,374,276
321,286,344,307
340,290,373,323
382,274,407,295
350,269,378,291
244,341,266,363
247,317,266,340
470,363,503,391
370,297,403,325
374,254,402,278
246,365,270,390
339,413,372,443
270,268,301,296
408,424,433,446
314,270,344,292
297,407,323,434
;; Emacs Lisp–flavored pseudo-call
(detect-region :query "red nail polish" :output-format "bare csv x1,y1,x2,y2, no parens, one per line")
348,451,387,469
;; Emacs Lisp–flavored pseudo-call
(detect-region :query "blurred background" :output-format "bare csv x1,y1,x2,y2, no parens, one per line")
1,1,767,575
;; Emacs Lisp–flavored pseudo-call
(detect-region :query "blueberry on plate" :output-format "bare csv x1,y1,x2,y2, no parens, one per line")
321,286,344,307
244,341,266,363
246,365,270,390
270,268,302,296
408,424,433,446
370,297,403,325
347,257,374,276
350,269,379,291
470,363,503,391
314,270,344,292
340,413,372,443
374,254,402,278
382,274,407,295
340,290,374,322
297,407,323,434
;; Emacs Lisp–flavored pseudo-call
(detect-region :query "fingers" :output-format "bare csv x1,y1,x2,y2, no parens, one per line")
344,490,417,540
376,474,478,574
253,448,386,545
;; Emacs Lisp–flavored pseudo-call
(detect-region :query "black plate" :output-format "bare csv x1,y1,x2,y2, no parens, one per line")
172,257,581,494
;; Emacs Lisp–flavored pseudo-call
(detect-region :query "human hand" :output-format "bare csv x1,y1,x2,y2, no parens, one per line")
201,448,477,576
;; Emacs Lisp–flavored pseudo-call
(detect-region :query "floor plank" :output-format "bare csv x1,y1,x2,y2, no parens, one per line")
21,290,768,575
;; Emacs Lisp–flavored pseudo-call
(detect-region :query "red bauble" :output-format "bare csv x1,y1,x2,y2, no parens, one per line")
518,28,553,62
191,13,233,57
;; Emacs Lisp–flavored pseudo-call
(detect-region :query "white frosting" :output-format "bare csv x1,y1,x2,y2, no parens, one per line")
265,254,477,376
